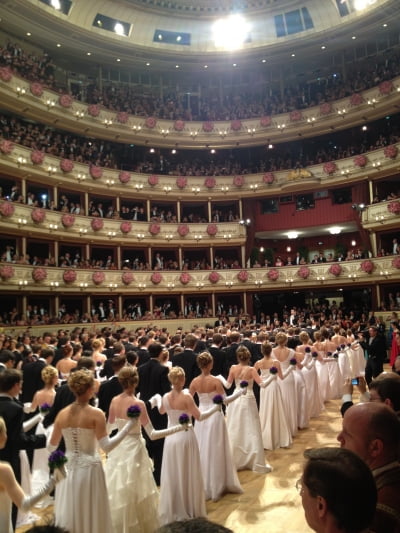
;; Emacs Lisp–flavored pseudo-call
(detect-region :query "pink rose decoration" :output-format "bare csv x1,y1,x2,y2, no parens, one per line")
148,175,159,187
32,267,47,282
31,208,46,224
384,145,398,159
117,111,129,124
59,94,73,108
92,271,105,285
354,155,367,167
0,201,15,217
387,201,400,214
319,102,332,115
151,272,163,284
91,218,104,231
178,224,189,237
379,80,393,95
0,140,14,155
263,172,275,184
179,272,191,285
63,269,77,283
61,213,75,228
233,175,245,188
31,150,45,165
207,223,218,236
323,162,337,175
392,257,400,269
120,221,132,234
328,263,342,277
205,177,216,189
231,120,242,132
260,116,271,127
87,104,100,117
267,269,279,281
145,117,157,129
60,159,74,172
119,171,131,184
290,110,302,122
297,266,311,279
89,166,103,179
0,67,12,82
121,271,135,285
30,82,43,97
176,176,187,189
202,121,214,132
350,93,363,106
209,271,220,284
237,270,249,282
149,223,160,235
360,260,375,274
174,120,185,131
0,265,14,280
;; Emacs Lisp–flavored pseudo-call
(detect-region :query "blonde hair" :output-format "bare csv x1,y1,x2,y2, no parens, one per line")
0,416,6,435
299,331,310,343
91,338,104,351
41,365,58,385
118,366,139,390
168,366,185,386
275,332,288,346
68,369,94,397
236,346,251,363
261,342,272,358
197,351,213,369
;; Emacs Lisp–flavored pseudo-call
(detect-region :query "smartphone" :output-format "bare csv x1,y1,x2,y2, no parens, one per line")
351,378,359,385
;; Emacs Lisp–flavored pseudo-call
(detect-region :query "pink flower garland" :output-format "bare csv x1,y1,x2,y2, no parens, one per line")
260,116,271,127
379,80,393,95
354,155,367,167
87,104,100,117
323,161,337,175
290,110,302,122
151,272,163,284
0,67,12,82
148,175,159,187
145,117,157,129
267,269,279,281
328,263,342,277
120,221,132,234
202,121,214,132
59,94,73,108
30,150,45,164
208,271,220,284
121,271,135,285
233,175,245,187
0,265,14,280
237,270,249,282
360,260,375,274
263,172,275,184
89,166,103,179
60,159,74,172
174,120,185,131
178,224,189,237
207,223,218,236
0,140,14,155
32,267,47,282
149,223,161,235
387,201,400,214
117,111,129,124
350,93,363,106
0,201,15,217
92,271,105,285
91,218,104,231
392,257,400,269
297,266,311,279
63,270,77,283
119,171,131,184
179,272,191,285
176,176,187,189
204,177,216,189
384,145,398,159
30,82,43,97
319,102,332,115
231,120,242,131
61,213,75,228
31,208,46,224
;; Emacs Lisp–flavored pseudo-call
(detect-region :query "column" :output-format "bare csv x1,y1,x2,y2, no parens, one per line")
177,201,181,222
211,293,215,316
239,199,243,220
208,201,212,222
369,231,377,257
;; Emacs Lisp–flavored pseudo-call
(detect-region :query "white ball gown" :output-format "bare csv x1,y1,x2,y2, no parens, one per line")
315,353,332,402
226,379,270,473
326,355,342,399
54,427,114,533
258,371,292,450
301,353,324,418
105,418,159,533
158,395,206,526
272,349,298,437
194,392,242,501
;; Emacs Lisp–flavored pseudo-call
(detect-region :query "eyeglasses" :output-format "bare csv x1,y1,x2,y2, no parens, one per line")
295,478,304,495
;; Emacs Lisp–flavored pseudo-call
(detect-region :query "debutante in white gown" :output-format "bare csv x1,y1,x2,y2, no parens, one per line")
194,392,242,501
347,344,366,378
105,419,159,533
337,346,352,380
273,349,298,437
159,395,206,526
293,366,310,429
315,352,332,402
326,355,342,399
226,379,270,473
259,371,292,450
55,427,114,533
301,353,324,418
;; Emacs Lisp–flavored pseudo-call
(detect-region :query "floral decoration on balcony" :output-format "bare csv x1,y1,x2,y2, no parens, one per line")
384,145,398,159
30,150,45,165
0,67,12,82
145,117,157,129
328,263,342,277
89,165,103,179
87,104,100,117
350,93,363,106
387,200,400,214
231,120,242,132
116,111,129,124
176,176,187,189
263,172,275,184
149,223,161,235
121,271,135,285
61,213,75,228
260,116,271,127
179,272,192,285
63,269,77,283
379,80,393,95
319,102,332,115
91,218,104,231
60,159,74,172
0,201,15,217
297,266,311,279
360,260,375,274
30,82,43,97
31,208,46,224
267,269,279,281
290,110,302,122
392,256,400,269
118,171,131,184
202,121,214,132
148,174,159,187
0,140,14,155
151,272,163,284
32,267,47,282
0,265,14,280
92,271,105,285
208,271,220,284
206,223,218,236
237,270,249,282
233,175,245,187
178,224,189,237
354,154,367,167
323,161,337,175
58,94,73,108
120,221,132,234
205,177,216,189
174,120,185,131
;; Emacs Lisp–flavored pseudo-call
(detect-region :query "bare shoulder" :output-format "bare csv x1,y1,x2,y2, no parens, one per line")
0,461,15,485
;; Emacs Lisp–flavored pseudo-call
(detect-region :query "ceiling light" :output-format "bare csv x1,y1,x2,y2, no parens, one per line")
212,14,250,51
56,43,61,47
382,23,387,27
146,62,150,66
116,58,121,62
287,231,299,239
26,32,31,36
176,36,182,42
291,53,295,57
87,52,91,56
352,35,356,40
204,65,208,69
175,65,179,69
321,45,326,50
51,0,61,8
262,59,266,63
232,63,237,67
329,227,342,235
114,23,125,36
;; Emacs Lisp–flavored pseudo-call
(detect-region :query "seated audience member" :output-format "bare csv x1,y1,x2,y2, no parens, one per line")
341,373,400,416
299,447,377,533
337,402,400,533
157,517,233,532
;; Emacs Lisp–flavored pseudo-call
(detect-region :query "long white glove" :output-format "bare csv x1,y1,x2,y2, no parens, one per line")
144,421,186,440
303,353,315,370
98,418,135,453
23,413,43,432
20,476,56,512
216,374,232,389
223,387,246,405
198,403,221,421
282,365,294,380
148,393,162,409
259,374,277,388
23,402,32,414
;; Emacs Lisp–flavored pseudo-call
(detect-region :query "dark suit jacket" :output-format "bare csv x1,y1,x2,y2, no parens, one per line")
171,349,199,388
43,383,75,429
209,346,227,377
137,348,150,366
21,359,46,403
360,335,387,361
223,342,240,371
137,358,170,428
97,376,122,419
